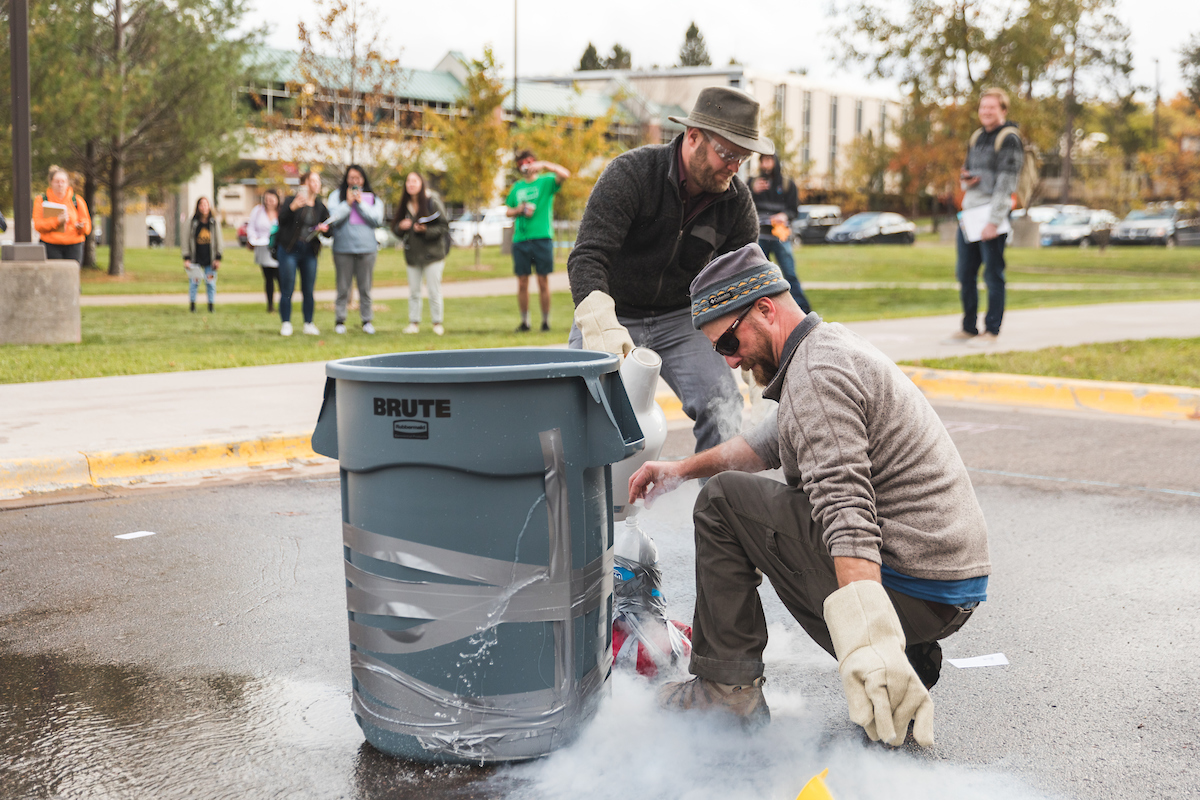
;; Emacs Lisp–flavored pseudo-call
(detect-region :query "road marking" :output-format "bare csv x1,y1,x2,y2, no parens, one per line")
942,421,1030,435
115,531,156,539
968,467,1200,498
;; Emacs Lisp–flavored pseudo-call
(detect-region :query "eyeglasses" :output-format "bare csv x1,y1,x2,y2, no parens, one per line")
713,305,754,357
701,131,752,166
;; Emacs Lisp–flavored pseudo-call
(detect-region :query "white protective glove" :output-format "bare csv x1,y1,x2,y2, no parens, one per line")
823,580,935,746
575,290,635,356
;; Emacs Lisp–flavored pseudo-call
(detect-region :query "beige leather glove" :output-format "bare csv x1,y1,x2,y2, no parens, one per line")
824,580,934,746
575,290,635,356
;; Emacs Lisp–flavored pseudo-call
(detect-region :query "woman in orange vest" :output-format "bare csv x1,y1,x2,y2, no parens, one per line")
33,165,92,262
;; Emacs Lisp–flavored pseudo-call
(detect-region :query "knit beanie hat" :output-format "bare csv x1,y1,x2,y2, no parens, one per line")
690,242,787,329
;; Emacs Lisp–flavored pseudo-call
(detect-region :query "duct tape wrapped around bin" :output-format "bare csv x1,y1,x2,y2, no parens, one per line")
341,430,609,761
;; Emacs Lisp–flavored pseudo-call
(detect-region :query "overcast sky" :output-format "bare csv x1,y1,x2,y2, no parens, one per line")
244,0,1198,101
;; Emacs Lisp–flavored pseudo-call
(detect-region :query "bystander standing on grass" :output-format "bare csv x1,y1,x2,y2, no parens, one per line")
392,172,451,336
182,197,222,313
246,189,281,313
276,171,330,337
328,165,384,335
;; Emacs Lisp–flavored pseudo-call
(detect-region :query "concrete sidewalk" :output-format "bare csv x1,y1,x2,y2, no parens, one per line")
78,274,1181,306
3,300,1199,500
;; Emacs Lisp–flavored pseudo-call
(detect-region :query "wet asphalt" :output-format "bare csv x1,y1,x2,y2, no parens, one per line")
1,402,1198,799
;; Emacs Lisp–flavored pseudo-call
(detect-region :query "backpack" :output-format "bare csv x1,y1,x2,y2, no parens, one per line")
42,191,81,212
968,127,1041,209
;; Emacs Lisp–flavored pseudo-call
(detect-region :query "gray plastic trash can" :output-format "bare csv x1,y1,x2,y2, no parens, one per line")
311,348,643,764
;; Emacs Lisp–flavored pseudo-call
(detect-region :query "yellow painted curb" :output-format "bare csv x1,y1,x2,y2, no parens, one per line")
0,435,330,500
899,366,1200,422
86,435,327,484
0,455,93,499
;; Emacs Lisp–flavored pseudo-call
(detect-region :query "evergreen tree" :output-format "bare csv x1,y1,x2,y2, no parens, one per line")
578,42,603,71
678,22,712,67
605,44,632,70
1182,33,1200,111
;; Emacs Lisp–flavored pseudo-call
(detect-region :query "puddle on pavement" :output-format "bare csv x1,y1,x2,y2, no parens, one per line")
0,647,508,799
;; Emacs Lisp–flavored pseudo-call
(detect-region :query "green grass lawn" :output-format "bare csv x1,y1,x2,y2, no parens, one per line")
793,242,1200,284
80,231,552,295
8,285,1200,384
79,234,1200,296
905,338,1200,388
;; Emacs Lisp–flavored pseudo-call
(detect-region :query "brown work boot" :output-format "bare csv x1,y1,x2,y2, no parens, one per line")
656,676,770,728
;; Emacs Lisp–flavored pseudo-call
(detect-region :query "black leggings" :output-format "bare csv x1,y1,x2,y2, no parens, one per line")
44,241,84,262
261,266,279,311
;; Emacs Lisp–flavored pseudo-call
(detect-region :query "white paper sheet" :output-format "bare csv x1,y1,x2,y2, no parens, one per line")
946,652,1008,668
958,204,1011,243
115,531,157,540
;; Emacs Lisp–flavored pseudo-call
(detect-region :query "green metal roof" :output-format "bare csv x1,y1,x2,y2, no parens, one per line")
244,48,463,104
244,48,634,120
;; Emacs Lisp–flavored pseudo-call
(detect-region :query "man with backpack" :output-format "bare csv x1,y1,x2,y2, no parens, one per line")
948,88,1025,346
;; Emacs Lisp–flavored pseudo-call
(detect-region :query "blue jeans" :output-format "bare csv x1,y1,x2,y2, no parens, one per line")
188,264,217,305
569,307,743,454
277,243,318,324
758,236,811,313
955,228,1007,335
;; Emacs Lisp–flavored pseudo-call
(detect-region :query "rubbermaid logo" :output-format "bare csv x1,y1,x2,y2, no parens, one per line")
393,420,429,440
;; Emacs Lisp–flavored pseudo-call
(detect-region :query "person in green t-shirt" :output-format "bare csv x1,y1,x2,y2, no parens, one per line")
505,150,570,332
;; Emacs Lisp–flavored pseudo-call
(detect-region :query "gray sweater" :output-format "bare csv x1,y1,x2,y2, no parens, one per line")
743,315,991,581
567,133,758,318
327,189,384,254
962,122,1024,228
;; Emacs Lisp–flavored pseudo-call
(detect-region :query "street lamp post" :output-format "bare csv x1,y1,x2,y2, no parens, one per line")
4,0,45,261
1,0,78,345
512,0,518,121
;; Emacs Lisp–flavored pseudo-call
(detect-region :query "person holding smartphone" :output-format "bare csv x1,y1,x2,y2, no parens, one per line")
275,171,330,336
327,165,384,334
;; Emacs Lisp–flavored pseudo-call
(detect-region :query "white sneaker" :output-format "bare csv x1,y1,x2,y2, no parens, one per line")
362,322,376,335
303,322,320,335
432,323,444,336
403,322,420,334
280,321,293,337
966,332,998,347
334,323,347,334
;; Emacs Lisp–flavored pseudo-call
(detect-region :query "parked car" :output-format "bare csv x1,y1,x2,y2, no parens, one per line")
1110,207,1180,247
791,204,842,244
449,206,512,248
825,212,916,244
147,215,166,248
1039,209,1118,248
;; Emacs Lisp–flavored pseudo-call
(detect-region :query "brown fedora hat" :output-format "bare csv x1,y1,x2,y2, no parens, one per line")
669,86,775,155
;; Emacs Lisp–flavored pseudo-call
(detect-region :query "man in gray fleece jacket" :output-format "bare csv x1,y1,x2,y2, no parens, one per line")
631,243,991,746
568,86,767,453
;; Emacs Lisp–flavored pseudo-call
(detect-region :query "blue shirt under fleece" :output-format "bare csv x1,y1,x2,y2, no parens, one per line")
882,564,988,607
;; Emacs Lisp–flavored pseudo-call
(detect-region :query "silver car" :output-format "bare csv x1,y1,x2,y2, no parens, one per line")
1111,208,1179,247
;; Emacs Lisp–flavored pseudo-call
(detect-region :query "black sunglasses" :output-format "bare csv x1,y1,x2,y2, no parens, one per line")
713,305,754,357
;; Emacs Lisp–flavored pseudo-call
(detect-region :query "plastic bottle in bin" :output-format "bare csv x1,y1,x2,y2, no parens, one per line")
609,347,691,677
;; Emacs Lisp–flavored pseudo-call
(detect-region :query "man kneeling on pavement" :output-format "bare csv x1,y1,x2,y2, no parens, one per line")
629,242,991,746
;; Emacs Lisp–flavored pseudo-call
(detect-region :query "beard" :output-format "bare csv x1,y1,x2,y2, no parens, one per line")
739,332,779,386
686,142,738,194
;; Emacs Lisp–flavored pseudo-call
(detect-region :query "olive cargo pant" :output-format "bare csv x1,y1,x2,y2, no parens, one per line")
688,472,976,685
